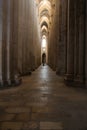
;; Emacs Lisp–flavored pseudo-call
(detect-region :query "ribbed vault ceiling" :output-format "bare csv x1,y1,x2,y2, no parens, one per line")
36,0,55,37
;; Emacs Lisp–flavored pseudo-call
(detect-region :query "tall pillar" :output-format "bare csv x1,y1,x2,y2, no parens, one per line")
27,0,31,71
56,0,62,74
24,0,28,73
1,0,11,86
74,0,79,80
9,0,21,85
18,0,23,74
2,0,8,85
65,0,75,83
75,0,85,86
22,0,27,74
64,0,68,75
7,0,11,85
0,0,21,87
56,0,67,75
29,0,34,71
0,0,3,86
86,0,87,87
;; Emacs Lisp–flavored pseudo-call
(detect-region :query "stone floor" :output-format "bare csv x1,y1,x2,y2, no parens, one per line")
0,65,87,130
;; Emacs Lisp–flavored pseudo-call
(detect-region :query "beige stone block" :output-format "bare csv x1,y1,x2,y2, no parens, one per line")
0,114,15,121
32,106,48,113
23,121,39,129
40,122,63,130
31,113,48,121
1,122,23,130
0,102,9,107
15,113,30,121
6,107,30,113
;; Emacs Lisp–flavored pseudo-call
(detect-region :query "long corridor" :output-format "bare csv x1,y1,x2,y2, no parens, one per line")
0,66,87,130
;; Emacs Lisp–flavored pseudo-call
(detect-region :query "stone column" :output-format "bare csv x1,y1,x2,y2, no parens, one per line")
86,0,87,87
23,0,26,73
56,0,68,75
2,0,11,86
64,0,68,75
7,0,12,85
56,0,62,74
33,1,41,69
24,0,28,73
65,0,75,83
29,0,34,71
9,0,21,85
18,0,24,74
74,0,79,79
27,0,31,72
55,0,61,74
0,0,3,86
33,5,36,69
75,0,85,86
2,0,8,86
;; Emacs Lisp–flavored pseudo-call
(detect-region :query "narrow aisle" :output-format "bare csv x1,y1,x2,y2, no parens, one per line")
0,65,87,130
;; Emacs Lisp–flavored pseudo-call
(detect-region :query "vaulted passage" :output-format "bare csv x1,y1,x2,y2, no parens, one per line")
0,0,87,129
0,0,87,87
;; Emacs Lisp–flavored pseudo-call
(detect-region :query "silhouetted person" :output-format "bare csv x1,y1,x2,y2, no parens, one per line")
42,53,46,66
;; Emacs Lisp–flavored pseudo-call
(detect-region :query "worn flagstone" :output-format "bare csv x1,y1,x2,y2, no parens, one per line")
0,65,87,130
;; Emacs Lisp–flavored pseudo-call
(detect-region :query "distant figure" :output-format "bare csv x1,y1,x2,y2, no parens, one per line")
42,53,46,66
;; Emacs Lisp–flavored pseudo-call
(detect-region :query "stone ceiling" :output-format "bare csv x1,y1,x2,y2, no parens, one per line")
36,0,55,37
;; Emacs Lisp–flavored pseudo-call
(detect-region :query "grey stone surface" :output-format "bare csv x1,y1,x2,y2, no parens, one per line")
0,66,87,130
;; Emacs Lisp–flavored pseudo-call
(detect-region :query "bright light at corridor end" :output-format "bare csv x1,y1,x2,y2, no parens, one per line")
42,38,46,48
43,0,47,4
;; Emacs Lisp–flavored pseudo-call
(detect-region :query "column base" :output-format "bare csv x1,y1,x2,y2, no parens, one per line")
52,66,56,71
56,67,65,76
74,75,85,88
64,74,86,88
21,70,32,76
31,67,35,71
0,77,22,88
56,70,65,76
64,74,74,86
